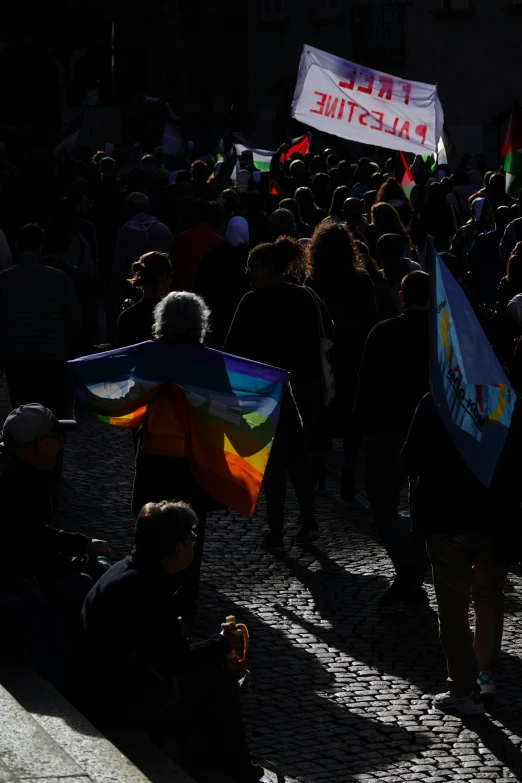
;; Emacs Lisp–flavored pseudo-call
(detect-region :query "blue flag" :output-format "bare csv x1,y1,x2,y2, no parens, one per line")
430,251,519,487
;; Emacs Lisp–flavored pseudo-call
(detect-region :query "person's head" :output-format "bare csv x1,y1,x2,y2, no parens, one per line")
495,206,513,232
279,198,302,223
355,159,373,185
310,155,327,175
141,154,155,171
191,160,210,183
439,177,454,197
225,216,249,248
191,198,212,226
128,251,173,297
326,154,339,171
311,172,331,209
342,197,364,224
100,156,116,177
153,291,210,343
371,202,413,249
363,189,377,213
1,404,76,470
246,236,308,289
400,270,429,311
328,185,351,218
176,169,193,184
507,242,522,292
17,223,45,257
289,159,306,180
308,222,364,291
427,181,449,208
125,192,150,217
294,186,315,213
133,500,198,574
239,149,254,169
376,177,410,207
270,208,297,240
410,183,427,213
376,233,408,265
369,171,385,191
338,160,353,185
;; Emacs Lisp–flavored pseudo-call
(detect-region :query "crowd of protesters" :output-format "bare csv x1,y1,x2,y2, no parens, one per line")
0,134,521,780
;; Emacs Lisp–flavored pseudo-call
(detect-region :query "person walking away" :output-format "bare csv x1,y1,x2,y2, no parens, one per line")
425,182,456,252
0,224,83,417
492,241,522,366
110,192,172,338
366,201,416,260
224,237,322,549
81,500,266,783
354,272,430,606
401,393,521,716
354,240,398,322
450,196,492,280
375,234,421,314
308,223,377,502
171,199,223,291
467,206,513,311
295,187,326,229
0,404,110,688
279,198,312,239
192,216,250,349
117,252,173,347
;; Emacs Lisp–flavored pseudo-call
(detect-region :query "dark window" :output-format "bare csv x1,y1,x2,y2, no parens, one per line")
352,4,406,69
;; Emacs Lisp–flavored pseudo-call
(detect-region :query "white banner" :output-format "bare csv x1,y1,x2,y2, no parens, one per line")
292,45,444,156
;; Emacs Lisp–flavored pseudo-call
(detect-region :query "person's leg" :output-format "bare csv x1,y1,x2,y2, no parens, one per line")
427,535,479,696
471,538,508,674
341,433,362,502
178,666,257,780
287,449,316,530
262,430,289,538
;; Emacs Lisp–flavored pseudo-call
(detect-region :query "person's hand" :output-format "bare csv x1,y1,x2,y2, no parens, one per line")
221,627,242,651
85,539,111,557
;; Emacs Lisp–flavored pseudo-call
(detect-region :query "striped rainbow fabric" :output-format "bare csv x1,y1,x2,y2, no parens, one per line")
69,340,288,518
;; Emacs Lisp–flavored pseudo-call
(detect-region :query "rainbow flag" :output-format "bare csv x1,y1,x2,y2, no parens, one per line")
69,340,288,518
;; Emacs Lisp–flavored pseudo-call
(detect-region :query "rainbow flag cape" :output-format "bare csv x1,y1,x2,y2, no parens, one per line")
69,340,288,518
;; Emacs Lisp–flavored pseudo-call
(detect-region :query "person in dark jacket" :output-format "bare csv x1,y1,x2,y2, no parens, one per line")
492,241,522,365
82,500,265,783
192,216,250,349
0,223,83,417
270,145,310,198
354,271,430,606
224,237,323,550
308,222,377,500
116,251,173,347
467,206,513,310
401,393,521,716
0,404,110,688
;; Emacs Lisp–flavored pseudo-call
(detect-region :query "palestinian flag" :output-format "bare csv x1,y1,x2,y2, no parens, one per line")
281,133,311,162
421,125,458,173
234,143,274,171
502,102,522,197
395,151,415,201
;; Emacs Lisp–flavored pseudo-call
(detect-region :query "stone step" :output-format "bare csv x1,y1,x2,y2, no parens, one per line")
0,666,197,783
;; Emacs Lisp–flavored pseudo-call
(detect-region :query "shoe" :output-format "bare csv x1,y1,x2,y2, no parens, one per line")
295,526,320,545
261,533,286,552
478,670,497,696
433,689,485,716
401,586,429,607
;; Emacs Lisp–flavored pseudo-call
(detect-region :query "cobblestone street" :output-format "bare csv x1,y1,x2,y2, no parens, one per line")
4,381,522,783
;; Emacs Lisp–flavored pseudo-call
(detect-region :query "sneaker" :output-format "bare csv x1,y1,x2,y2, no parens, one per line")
478,670,497,696
433,689,485,716
261,533,286,552
295,526,320,545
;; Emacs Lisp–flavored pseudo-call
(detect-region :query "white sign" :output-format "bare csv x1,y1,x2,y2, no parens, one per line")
292,45,444,156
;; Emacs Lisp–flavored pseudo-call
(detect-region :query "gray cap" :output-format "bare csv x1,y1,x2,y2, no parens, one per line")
2,404,76,447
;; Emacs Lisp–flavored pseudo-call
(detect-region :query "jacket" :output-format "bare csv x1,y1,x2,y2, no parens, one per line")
0,256,83,362
354,310,429,434
0,446,88,583
82,556,229,697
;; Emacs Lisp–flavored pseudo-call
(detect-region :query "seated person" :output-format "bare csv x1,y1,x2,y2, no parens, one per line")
0,404,110,688
82,500,264,783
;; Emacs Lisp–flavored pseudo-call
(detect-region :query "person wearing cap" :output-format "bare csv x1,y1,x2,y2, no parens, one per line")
0,404,110,687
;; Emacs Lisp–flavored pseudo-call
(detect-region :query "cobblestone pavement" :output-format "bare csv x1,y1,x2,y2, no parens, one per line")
3,380,522,783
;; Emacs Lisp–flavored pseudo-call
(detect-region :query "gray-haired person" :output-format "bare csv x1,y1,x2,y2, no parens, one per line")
131,292,216,622
109,192,172,338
